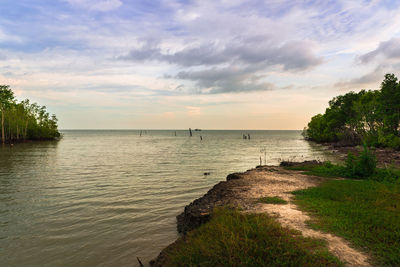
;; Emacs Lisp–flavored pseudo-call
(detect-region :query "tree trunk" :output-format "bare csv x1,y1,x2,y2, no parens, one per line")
1,109,4,144
24,121,28,140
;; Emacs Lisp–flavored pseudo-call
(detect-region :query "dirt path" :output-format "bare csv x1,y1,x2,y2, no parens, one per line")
241,167,371,267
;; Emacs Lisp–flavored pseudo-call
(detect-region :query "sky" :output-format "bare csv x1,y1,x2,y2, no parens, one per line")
1,0,400,129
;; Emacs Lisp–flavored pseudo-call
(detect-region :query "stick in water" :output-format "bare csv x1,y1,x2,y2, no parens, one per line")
137,257,144,267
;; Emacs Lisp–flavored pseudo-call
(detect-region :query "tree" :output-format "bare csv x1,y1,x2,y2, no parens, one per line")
0,85,15,144
305,74,400,149
380,73,400,134
0,85,60,143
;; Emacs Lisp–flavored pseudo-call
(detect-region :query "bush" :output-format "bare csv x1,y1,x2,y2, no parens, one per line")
383,134,400,150
373,166,400,183
363,133,379,147
345,145,376,178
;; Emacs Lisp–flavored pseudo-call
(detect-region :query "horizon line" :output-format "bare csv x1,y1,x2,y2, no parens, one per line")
59,128,303,131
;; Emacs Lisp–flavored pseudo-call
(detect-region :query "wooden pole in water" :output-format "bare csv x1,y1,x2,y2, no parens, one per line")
175,131,176,136
200,135,202,141
140,130,142,137
189,128,192,137
137,257,144,267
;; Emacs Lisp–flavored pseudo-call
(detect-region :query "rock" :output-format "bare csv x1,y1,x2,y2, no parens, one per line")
226,172,243,180
279,160,322,167
176,170,250,234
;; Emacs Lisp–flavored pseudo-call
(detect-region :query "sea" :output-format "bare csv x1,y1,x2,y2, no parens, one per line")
0,130,337,266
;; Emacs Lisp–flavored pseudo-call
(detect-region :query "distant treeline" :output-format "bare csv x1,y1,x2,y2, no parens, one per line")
304,74,400,149
0,85,60,144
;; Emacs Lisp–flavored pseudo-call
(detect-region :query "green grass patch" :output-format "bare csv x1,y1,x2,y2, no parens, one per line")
286,162,348,178
258,196,288,204
165,207,342,266
293,180,400,266
286,161,400,182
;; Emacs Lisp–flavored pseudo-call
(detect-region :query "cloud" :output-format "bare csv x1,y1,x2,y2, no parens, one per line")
120,39,322,71
359,38,400,63
120,37,322,94
4,0,400,128
66,0,122,12
0,28,23,43
175,66,276,94
334,64,391,89
185,106,201,116
346,37,400,89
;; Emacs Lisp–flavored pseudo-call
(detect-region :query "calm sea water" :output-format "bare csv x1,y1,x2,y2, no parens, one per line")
0,130,336,266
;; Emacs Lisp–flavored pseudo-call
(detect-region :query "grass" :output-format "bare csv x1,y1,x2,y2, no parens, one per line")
165,207,342,267
292,179,400,266
285,162,348,178
258,196,288,204
286,161,400,183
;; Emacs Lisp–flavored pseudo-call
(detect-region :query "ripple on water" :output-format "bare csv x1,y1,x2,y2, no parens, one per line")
0,130,338,266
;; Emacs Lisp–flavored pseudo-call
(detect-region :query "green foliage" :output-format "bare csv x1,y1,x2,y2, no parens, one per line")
0,85,14,109
378,133,400,149
258,196,288,204
293,180,400,266
345,145,377,178
305,74,400,149
0,85,60,142
165,207,342,266
373,166,400,183
285,147,400,182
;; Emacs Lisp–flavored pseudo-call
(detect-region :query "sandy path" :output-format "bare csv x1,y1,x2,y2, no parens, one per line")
241,167,371,267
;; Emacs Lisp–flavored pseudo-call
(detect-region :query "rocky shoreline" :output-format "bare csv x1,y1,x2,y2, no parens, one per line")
150,165,370,266
150,168,262,266
176,171,251,234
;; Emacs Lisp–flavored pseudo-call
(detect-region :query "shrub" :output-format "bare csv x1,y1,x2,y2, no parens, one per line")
384,134,400,150
345,145,376,178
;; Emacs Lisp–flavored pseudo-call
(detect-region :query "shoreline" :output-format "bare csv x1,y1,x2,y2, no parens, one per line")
0,137,60,145
150,165,370,266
